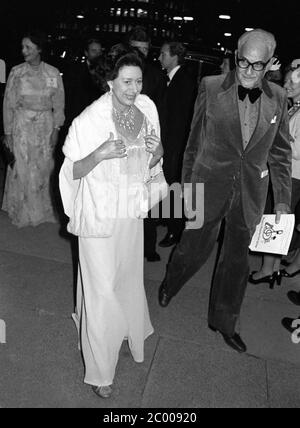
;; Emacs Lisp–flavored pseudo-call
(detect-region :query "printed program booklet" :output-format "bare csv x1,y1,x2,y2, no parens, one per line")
249,214,295,255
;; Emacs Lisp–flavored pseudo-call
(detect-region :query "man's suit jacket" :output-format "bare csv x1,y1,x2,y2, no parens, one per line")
64,62,104,126
142,61,166,114
182,70,291,229
160,65,197,184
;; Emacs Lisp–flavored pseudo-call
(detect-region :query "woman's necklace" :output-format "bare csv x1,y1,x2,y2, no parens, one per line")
289,101,300,118
113,105,135,133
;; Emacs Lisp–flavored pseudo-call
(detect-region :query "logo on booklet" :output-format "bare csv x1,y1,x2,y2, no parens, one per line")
292,319,300,344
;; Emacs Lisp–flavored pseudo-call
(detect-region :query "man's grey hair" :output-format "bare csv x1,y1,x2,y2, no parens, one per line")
238,29,276,57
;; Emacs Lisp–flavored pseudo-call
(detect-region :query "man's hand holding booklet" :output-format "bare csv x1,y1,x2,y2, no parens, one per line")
249,214,295,256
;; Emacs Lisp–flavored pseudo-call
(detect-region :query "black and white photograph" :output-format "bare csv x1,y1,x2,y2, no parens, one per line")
0,0,300,410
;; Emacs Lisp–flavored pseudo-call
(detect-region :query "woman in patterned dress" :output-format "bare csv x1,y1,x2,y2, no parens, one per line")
2,31,65,227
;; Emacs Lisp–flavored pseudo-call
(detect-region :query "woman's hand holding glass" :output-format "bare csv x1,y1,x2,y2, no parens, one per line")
73,133,126,180
97,132,127,161
145,129,163,161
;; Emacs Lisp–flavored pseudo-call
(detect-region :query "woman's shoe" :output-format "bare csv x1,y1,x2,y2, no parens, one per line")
287,290,300,306
249,271,281,289
280,268,300,278
92,385,112,399
281,317,300,334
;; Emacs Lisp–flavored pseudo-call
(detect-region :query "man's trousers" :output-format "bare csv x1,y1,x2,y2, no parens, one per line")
163,186,254,337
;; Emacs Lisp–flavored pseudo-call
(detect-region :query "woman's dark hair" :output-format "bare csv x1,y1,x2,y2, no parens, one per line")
22,30,47,53
94,44,144,91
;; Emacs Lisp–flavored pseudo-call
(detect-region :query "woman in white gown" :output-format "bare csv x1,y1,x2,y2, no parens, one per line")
59,48,163,398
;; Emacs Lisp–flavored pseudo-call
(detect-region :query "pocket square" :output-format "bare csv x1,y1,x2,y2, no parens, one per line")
261,170,269,179
271,115,277,124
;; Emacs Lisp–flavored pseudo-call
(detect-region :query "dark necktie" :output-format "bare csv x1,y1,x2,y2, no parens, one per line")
238,85,262,104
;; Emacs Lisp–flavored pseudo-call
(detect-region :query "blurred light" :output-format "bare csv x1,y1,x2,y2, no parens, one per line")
217,42,221,46
77,14,84,19
224,33,232,37
219,15,231,20
60,51,66,59
173,16,183,21
245,27,254,31
221,47,225,51
183,16,194,21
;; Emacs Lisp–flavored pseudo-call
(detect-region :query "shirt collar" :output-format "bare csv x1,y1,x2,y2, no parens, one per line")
168,65,181,82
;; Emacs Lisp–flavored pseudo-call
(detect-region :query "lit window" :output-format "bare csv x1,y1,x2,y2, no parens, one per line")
137,8,148,18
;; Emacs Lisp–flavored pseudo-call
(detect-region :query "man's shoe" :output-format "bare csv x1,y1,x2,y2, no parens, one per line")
159,281,172,307
281,316,300,334
221,333,247,353
145,251,161,262
287,290,300,306
159,233,178,248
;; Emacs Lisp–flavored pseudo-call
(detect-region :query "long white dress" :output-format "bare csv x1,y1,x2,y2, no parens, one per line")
72,117,154,387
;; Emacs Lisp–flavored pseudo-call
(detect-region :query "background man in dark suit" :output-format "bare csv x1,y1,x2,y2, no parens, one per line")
158,41,197,247
159,29,292,353
64,38,104,127
127,26,167,262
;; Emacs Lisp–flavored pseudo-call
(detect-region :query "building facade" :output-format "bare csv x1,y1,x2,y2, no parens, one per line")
53,0,196,47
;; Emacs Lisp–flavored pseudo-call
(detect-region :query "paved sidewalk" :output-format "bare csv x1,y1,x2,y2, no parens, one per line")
0,210,300,408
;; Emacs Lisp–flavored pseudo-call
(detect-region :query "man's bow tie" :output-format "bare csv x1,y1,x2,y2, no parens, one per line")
238,85,262,103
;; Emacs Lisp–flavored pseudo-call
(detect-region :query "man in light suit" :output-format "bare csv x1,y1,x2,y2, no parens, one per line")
159,29,292,353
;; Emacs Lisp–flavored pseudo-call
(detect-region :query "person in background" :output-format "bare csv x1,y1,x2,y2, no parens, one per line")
59,47,163,399
2,30,65,227
127,26,166,111
127,26,167,261
64,38,104,127
249,66,300,290
158,41,197,247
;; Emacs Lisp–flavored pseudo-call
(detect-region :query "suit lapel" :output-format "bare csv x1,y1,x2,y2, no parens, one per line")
245,81,277,152
217,72,244,152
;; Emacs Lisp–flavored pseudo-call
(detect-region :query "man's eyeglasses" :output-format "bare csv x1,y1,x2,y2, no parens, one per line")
236,56,272,72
